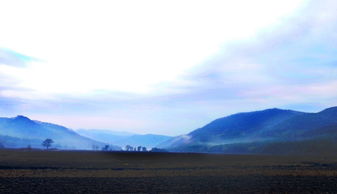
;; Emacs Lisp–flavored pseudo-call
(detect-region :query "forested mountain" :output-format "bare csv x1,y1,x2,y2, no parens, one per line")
161,107,337,154
0,115,120,150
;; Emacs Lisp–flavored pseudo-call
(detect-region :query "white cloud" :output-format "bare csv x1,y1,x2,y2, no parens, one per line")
0,0,306,98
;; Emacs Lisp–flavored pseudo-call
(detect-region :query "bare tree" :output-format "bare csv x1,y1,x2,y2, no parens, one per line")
102,145,110,151
42,138,54,149
125,145,132,151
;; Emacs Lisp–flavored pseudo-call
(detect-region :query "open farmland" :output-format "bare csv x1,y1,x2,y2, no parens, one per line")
1,149,337,193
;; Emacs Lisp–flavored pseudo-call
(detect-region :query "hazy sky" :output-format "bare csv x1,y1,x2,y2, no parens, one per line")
1,0,337,135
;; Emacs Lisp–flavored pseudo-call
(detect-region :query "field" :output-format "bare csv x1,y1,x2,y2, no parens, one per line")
1,150,337,193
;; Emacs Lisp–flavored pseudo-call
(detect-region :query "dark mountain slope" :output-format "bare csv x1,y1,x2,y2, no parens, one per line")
162,108,303,148
190,108,303,142
0,116,119,150
163,106,337,154
261,107,337,139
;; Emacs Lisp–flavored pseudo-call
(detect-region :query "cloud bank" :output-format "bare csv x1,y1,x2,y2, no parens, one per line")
1,0,337,135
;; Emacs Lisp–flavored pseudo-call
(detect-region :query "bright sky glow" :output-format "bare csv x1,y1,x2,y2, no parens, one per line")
0,0,305,96
2,0,337,136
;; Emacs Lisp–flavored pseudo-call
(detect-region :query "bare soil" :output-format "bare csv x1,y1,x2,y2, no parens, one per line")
0,149,337,193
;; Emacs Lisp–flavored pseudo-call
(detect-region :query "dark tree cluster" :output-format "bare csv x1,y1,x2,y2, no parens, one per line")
91,144,116,151
102,145,111,151
125,145,147,152
42,138,54,149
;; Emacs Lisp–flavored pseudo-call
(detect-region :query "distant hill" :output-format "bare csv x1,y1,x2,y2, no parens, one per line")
113,134,172,149
77,129,171,149
161,107,337,154
76,129,135,144
0,115,120,150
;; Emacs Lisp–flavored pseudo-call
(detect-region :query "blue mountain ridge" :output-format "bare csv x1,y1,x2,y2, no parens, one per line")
77,129,171,149
160,107,337,154
0,115,120,150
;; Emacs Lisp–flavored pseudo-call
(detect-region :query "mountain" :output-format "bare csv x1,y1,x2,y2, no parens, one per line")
76,129,171,149
113,134,172,149
161,107,337,154
161,108,303,148
76,129,135,144
0,115,120,150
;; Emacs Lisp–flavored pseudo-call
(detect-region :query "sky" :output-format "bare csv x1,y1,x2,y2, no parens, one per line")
1,0,337,135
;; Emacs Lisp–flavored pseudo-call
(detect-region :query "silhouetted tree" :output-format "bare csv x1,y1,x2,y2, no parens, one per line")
102,145,110,151
0,142,4,149
42,138,54,149
142,147,147,152
137,146,142,151
125,145,132,151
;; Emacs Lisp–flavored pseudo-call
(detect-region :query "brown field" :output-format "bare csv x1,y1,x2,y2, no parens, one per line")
1,149,337,193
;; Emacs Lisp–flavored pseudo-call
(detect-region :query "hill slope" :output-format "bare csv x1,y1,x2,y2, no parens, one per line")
162,107,337,154
113,134,171,148
77,129,171,149
0,116,120,150
76,129,134,144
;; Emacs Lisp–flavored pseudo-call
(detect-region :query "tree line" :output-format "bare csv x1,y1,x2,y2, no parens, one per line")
0,138,54,150
0,138,168,152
